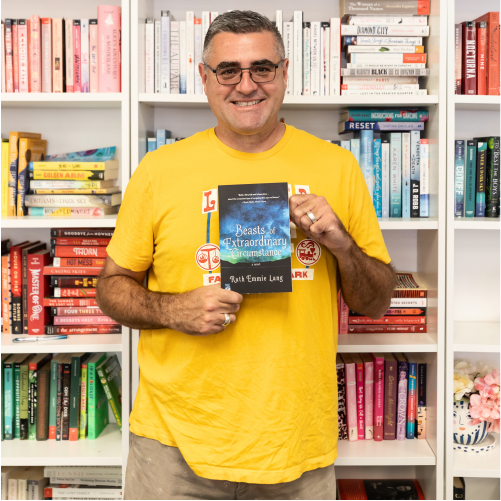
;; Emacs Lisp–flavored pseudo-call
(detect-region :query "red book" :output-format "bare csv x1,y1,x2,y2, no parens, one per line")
53,257,107,267
371,354,385,441
352,354,365,440
347,325,428,333
54,315,118,325
349,316,426,325
54,288,96,298
52,246,107,258
10,241,31,334
44,266,103,276
44,297,98,307
350,308,426,316
27,250,51,334
52,307,104,316
462,22,477,95
383,353,397,440
1,254,10,333
73,20,81,92
51,238,111,247
477,22,488,95
22,243,47,333
45,325,121,335
12,20,19,92
339,291,349,334
51,276,98,288
454,24,462,94
473,12,500,95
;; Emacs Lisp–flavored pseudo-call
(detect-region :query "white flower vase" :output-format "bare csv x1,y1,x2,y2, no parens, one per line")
453,398,489,445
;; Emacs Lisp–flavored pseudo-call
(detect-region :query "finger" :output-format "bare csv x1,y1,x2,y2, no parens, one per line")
219,302,240,314
291,198,325,227
219,313,237,327
217,289,244,304
289,193,318,211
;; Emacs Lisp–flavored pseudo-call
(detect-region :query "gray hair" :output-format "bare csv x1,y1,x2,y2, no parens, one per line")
202,10,285,66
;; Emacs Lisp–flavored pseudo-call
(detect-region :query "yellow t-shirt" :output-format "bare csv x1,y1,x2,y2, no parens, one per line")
107,125,391,484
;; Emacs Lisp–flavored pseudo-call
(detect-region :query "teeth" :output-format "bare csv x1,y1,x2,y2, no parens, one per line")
234,100,261,107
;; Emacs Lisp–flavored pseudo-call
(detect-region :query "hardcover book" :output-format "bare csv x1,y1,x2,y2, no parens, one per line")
342,353,358,442
336,354,348,440
383,353,397,440
473,12,500,96
394,353,408,441
474,136,500,217
96,355,122,433
373,138,382,217
371,353,385,441
218,183,292,294
462,22,476,95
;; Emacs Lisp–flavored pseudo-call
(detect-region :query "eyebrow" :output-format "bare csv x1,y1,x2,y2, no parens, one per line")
215,59,276,69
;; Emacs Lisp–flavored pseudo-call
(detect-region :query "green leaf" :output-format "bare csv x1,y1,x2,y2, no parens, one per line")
379,47,390,52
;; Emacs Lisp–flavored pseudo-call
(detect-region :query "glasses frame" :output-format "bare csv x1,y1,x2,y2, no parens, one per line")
204,60,285,86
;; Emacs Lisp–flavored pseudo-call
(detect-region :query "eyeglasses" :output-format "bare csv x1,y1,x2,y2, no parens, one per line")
204,60,284,85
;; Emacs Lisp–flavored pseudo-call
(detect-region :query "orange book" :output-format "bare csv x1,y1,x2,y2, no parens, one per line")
402,53,427,64
1,254,10,333
477,22,488,95
473,12,500,95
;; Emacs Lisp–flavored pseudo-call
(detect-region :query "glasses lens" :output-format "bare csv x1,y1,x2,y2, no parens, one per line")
250,64,276,82
216,67,242,84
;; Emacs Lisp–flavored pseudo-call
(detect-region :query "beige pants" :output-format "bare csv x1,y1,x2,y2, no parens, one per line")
125,432,336,500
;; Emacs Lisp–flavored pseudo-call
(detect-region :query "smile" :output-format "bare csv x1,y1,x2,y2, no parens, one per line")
231,99,264,107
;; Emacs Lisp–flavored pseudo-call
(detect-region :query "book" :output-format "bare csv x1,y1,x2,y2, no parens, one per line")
341,25,430,37
194,18,202,95
1,139,9,217
383,353,397,440
52,306,104,316
1,252,10,334
360,130,374,201
348,325,428,333
47,325,121,335
46,146,116,162
87,353,109,439
371,353,384,441
348,16,428,26
24,244,48,334
3,355,15,439
416,354,427,439
65,19,74,92
90,20,98,93
411,131,421,217
18,20,29,93
283,22,293,95
349,316,426,325
186,11,194,95
70,353,91,440
51,245,107,258
342,89,427,96
475,140,488,217
453,477,465,500
44,266,103,276
342,353,358,442
80,20,89,92
53,19,64,93
337,479,425,500
462,22,476,95
346,45,425,53
29,207,119,217
473,12,500,95
419,138,430,217
340,0,430,16
474,136,500,217
310,22,320,96
32,159,119,170
455,24,462,94
464,140,478,217
330,18,341,96
19,355,35,440
48,354,66,440
98,5,121,92
170,21,180,93
25,193,121,208
161,11,172,94
393,272,428,298
17,139,47,216
352,354,365,440
477,22,488,95
401,133,411,218
29,169,119,181
341,67,430,76
381,134,390,218
350,53,427,64
15,356,29,438
145,19,154,94
54,316,118,325
36,361,52,440
361,353,374,440
53,256,106,267
321,21,330,96
5,20,13,93
342,83,420,91
373,138,382,217
96,355,122,433
28,353,52,440
31,180,116,189
61,359,71,440
390,133,402,217
26,468,49,500
54,288,97,298
293,11,303,96
10,241,32,334
73,20,81,93
343,36,423,46
454,140,465,217
336,354,348,440
218,183,292,294
339,121,424,133
27,249,51,334
41,18,52,92
405,354,418,439
394,353,408,441
350,138,360,164
179,21,186,94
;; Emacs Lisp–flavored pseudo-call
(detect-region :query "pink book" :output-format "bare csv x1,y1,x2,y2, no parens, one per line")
41,18,52,92
342,353,358,442
30,16,41,92
12,20,19,91
54,315,119,325
361,353,374,440
1,22,4,93
73,20,81,92
98,5,121,92
18,19,29,92
52,19,63,93
371,353,385,441
352,354,365,440
339,291,349,334
89,20,98,92
65,19,74,92
5,20,13,92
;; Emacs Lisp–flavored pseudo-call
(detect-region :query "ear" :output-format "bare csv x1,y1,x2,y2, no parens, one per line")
199,63,208,87
282,58,289,86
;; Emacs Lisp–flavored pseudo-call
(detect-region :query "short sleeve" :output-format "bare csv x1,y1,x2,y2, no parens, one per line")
106,158,154,272
347,157,391,265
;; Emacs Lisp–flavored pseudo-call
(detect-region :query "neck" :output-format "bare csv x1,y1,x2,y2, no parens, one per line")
214,120,286,153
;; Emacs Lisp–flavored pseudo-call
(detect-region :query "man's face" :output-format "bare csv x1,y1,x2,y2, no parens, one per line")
200,31,288,136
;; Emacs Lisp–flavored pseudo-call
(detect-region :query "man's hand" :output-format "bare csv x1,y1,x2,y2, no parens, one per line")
289,194,350,257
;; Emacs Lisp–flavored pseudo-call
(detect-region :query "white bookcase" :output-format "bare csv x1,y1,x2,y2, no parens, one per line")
130,0,447,498
445,0,501,499
0,0,131,482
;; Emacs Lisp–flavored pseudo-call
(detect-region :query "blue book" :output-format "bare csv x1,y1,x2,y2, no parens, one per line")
420,139,430,217
156,129,172,148
406,356,417,439
390,133,402,217
4,355,15,440
401,133,411,218
360,130,374,201
339,121,425,133
147,138,157,153
373,139,382,217
340,109,429,123
381,134,390,218
46,147,116,162
410,131,421,218
350,138,360,164
340,140,351,151
475,141,487,217
455,140,465,217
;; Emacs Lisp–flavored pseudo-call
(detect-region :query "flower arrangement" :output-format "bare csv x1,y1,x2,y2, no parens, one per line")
454,360,500,434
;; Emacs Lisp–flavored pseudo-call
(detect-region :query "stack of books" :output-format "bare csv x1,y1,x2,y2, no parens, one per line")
338,110,430,218
0,466,48,500
338,272,428,334
454,137,500,218
1,352,121,443
336,352,427,442
454,12,500,96
1,7,121,94
340,0,430,96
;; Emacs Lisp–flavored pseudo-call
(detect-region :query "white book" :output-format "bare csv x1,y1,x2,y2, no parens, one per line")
210,12,219,23
194,18,203,94
341,89,427,96
65,19,74,91
80,19,89,92
348,16,428,26
351,53,426,63
41,19,52,92
420,139,429,217
186,11,195,94
283,22,293,95
1,22,5,93
330,18,340,96
346,36,423,46
347,63,426,68
170,21,180,93
310,22,320,96
145,18,154,94
202,12,210,42
381,138,390,217
321,23,330,96
342,75,418,84
302,23,311,95
276,11,283,36
179,21,187,94
293,12,303,95
341,25,430,36
161,11,171,94
402,132,411,218
341,140,351,151
341,67,429,76
319,22,324,96
347,45,424,53
342,83,420,90
154,20,161,93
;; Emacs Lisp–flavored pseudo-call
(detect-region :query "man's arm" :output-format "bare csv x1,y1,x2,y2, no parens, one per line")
96,257,243,335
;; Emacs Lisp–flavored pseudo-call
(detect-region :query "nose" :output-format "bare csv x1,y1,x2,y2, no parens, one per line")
235,69,259,95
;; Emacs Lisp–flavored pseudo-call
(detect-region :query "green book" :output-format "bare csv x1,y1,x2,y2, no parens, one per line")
28,353,53,441
3,354,15,440
1,354,10,441
36,361,52,441
464,140,478,217
14,354,29,438
96,355,122,433
474,136,500,218
49,354,66,440
87,353,109,440
79,354,95,439
20,354,36,440
69,353,88,441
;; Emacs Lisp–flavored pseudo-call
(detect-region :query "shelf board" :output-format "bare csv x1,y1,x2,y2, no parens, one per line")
1,93,123,109
455,95,501,111
1,215,118,229
454,217,500,230
454,322,500,352
336,437,436,466
1,423,122,466
379,217,438,230
139,93,439,109
1,334,123,354
453,434,500,478
338,333,437,353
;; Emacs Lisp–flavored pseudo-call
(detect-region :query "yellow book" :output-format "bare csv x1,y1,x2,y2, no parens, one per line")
32,160,118,171
32,187,120,195
17,138,47,216
30,169,118,181
1,140,9,216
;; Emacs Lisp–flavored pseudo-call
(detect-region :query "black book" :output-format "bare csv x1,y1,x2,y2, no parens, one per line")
218,183,292,294
453,477,465,500
474,136,500,217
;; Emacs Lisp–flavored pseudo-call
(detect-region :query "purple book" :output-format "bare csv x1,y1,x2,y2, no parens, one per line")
336,354,348,440
383,353,397,440
394,353,409,441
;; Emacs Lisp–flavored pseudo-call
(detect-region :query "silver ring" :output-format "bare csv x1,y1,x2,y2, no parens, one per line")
223,313,231,327
306,210,317,224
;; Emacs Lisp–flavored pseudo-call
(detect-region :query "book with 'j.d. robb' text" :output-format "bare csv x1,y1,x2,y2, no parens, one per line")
218,183,292,294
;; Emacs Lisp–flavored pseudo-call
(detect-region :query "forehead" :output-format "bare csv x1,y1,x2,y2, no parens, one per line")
208,31,279,65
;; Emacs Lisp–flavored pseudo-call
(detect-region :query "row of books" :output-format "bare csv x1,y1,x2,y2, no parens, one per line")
1,352,121,443
337,352,427,442
147,129,177,152
454,137,500,218
454,12,500,96
1,466,122,500
1,7,121,94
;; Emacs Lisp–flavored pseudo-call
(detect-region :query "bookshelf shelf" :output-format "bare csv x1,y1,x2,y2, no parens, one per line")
378,218,439,230
453,322,500,352
452,434,500,478
1,93,124,109
454,217,501,230
336,438,436,466
337,333,437,353
1,423,122,466
454,95,501,111
1,334,123,354
1,215,118,229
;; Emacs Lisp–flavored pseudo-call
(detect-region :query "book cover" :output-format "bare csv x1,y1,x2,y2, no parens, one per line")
381,134,390,218
293,11,303,96
17,139,47,216
218,183,292,294
462,22,476,95
27,250,51,334
401,133,411,218
170,21,180,93
90,20,98,93
383,353,397,440
390,133,402,217
36,361,52,440
454,140,465,217
41,18,52,92
373,138,382,217
371,353,385,441
96,355,122,433
336,354,348,440
337,479,425,500
145,19,154,93
360,130,374,201
194,18,203,95
455,24,462,94
394,353,408,441
474,136,500,217
464,140,478,217
98,5,121,92
416,354,427,439
406,354,417,439
65,19,74,92
80,19,89,92
73,20,81,92
352,354,365,440
475,141,487,217
477,22,487,95
186,11,194,95
330,18,341,96
342,353,358,441
361,353,374,440
473,12,500,95
341,0,430,16
30,16,41,92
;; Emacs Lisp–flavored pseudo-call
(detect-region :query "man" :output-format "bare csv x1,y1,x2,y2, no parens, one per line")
97,10,396,500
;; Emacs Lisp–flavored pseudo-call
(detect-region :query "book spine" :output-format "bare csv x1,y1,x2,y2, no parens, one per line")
52,19,63,92
65,19,74,92
154,20,160,93
18,20,29,92
10,246,23,334
80,364,88,439
321,23,330,95
475,141,487,217
52,237,111,246
170,21,180,93
194,18,203,95
330,18,341,96
487,14,500,95
98,5,121,92
348,16,428,26
28,366,36,440
36,368,50,440
383,359,396,440
477,23,487,95
344,36,424,46
364,360,374,440
373,357,384,441
19,362,29,439
485,137,500,217
73,20,81,92
54,288,97,298
351,138,360,163
420,138,430,217
348,325,427,333
360,130,374,201
145,19,154,94
373,139,382,217
464,140,477,217
284,22,293,95
343,0,430,16
46,324,121,335
1,255,9,333
49,360,58,439
350,307,426,317
27,253,50,334
44,266,102,276
96,363,121,431
341,25,430,37
41,18,52,92
455,140,465,216
351,53,427,64
342,83,420,91
341,67,430,77
26,193,118,206
303,23,311,96
396,360,408,440
14,362,21,438
12,20,19,92
54,315,117,325
417,362,427,439
406,362,417,439
1,23,4,93
4,362,14,439
462,22,476,95
89,20,98,93
337,363,348,440
345,362,358,441
52,276,98,287
390,133,402,217
50,228,115,237
349,316,426,324
381,137,390,217
5,20,13,92
356,361,365,440
455,24,462,94
410,131,421,217
202,12,210,42
339,292,349,334
161,13,171,94
347,46,424,54
341,121,425,132
56,361,62,440
310,22,320,96
179,21,186,94
186,12,194,95
53,256,106,267
401,133,411,218
52,246,107,258
80,19,89,92
61,363,70,440
53,306,104,316
293,11,303,96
